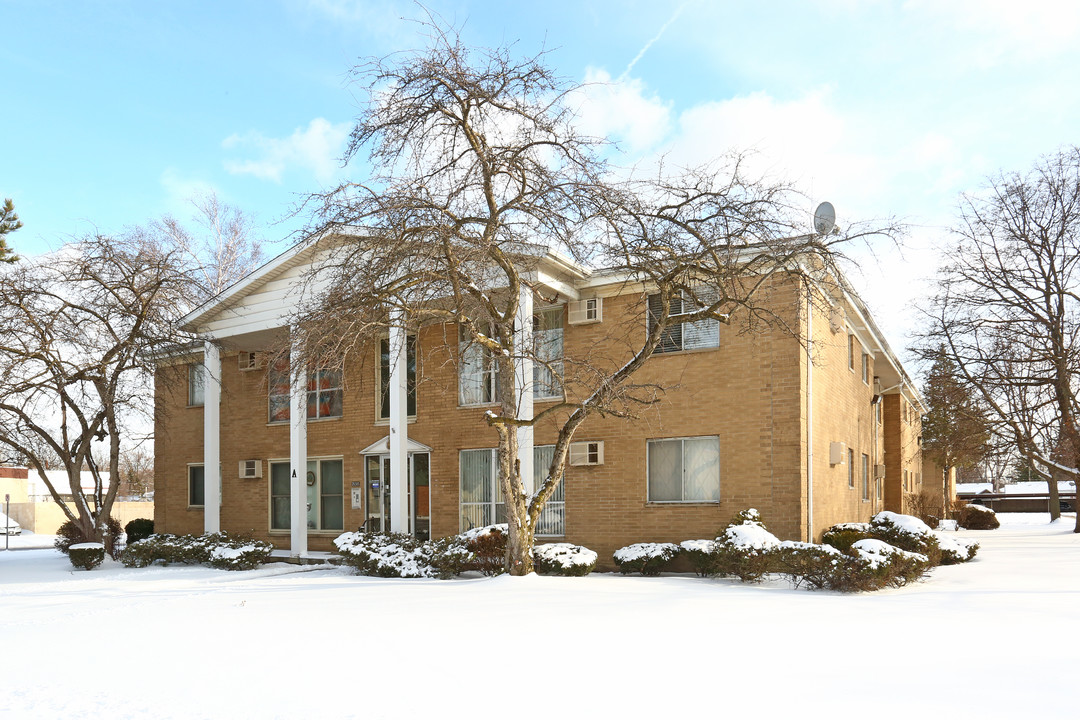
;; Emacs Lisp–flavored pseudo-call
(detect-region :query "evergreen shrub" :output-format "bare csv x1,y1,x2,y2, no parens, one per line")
957,504,1000,530
612,542,679,575
55,517,124,559
533,543,597,576
121,532,272,570
124,518,155,545
69,542,106,570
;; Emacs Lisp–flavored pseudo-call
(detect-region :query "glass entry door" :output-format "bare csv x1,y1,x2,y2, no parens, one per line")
365,452,429,539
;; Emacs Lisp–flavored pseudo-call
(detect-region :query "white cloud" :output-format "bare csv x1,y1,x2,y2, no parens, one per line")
222,118,351,185
571,68,672,157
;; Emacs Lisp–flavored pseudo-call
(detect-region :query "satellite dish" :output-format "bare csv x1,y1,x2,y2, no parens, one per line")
813,202,836,235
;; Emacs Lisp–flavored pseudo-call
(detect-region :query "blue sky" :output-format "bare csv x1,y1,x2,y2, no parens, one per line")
5,0,1080,362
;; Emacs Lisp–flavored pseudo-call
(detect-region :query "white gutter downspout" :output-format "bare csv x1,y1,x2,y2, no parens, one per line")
806,292,814,543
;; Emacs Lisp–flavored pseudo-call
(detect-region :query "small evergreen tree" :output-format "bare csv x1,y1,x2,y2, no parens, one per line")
0,198,21,263
921,347,992,493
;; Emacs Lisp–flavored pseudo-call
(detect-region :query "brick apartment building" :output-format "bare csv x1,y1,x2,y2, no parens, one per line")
153,231,926,564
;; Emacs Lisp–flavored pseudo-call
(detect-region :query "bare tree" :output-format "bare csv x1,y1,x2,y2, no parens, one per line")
0,235,193,543
920,147,1080,529
117,444,154,499
297,21,890,573
144,190,264,301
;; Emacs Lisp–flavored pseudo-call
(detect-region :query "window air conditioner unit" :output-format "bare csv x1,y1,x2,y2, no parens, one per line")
239,460,263,479
238,351,262,372
569,440,604,466
567,298,602,325
874,464,886,480
829,442,846,466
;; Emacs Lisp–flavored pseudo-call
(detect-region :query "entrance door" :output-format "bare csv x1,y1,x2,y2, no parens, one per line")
364,452,429,539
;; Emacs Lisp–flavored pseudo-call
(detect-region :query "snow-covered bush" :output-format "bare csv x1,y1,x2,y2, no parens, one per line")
822,522,873,553
612,542,679,576
771,541,854,590
68,542,105,570
533,543,597,576
206,537,274,570
869,512,943,566
335,531,440,578
957,503,1000,530
56,517,123,559
711,509,780,582
851,539,931,588
333,532,472,579
121,532,272,570
679,539,718,577
462,524,507,576
932,531,979,564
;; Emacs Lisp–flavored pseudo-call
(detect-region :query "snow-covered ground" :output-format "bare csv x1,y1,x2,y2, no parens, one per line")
1,514,1077,719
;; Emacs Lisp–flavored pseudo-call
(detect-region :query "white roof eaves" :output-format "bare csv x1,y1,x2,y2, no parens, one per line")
179,225,372,334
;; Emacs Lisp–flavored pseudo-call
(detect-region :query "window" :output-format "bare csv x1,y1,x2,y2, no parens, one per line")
904,469,910,492
269,458,344,531
378,335,417,420
459,446,565,534
533,307,564,399
848,448,855,488
861,453,870,501
188,363,205,407
188,464,205,507
268,355,343,423
862,353,870,384
647,291,720,354
459,326,500,405
647,436,720,502
848,335,856,371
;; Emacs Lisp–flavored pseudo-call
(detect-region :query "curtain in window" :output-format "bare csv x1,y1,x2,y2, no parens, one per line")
188,364,205,406
682,437,720,501
533,308,564,398
460,449,493,529
458,340,488,405
534,444,565,535
648,439,683,501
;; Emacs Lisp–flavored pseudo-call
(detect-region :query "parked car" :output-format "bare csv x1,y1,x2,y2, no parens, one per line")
1,512,22,535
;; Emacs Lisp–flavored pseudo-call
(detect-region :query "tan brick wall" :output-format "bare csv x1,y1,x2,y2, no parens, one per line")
883,394,924,513
805,301,888,540
154,275,899,564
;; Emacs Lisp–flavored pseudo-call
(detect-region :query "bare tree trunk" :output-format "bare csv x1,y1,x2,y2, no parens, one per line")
1048,467,1062,521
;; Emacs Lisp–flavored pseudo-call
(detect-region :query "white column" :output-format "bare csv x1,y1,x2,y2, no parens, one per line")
388,308,409,534
289,337,308,557
515,284,534,496
202,340,221,534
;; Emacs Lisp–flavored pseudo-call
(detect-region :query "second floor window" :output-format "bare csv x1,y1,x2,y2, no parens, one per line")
188,363,205,407
459,326,500,406
533,307,564,399
647,291,720,354
268,356,343,422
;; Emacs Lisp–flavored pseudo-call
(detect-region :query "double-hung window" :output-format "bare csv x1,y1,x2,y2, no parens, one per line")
188,363,205,407
533,307,564,400
647,290,720,354
378,335,417,420
269,458,344,531
861,453,870,501
647,436,720,502
268,355,343,422
459,326,500,405
188,464,205,507
459,446,565,534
